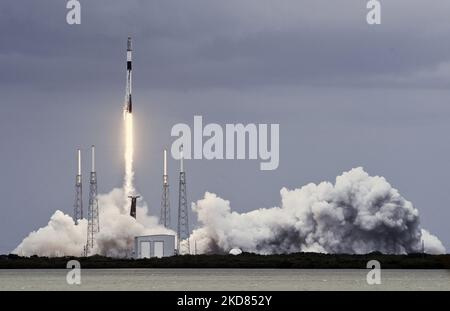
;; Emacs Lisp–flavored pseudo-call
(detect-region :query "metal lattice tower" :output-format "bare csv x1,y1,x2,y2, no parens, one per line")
177,145,190,254
86,145,100,254
160,149,170,228
74,148,83,225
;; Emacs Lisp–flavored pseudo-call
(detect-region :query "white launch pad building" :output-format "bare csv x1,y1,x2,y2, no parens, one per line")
134,234,175,258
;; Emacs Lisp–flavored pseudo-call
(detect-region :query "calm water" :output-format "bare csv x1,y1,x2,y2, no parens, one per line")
0,269,449,291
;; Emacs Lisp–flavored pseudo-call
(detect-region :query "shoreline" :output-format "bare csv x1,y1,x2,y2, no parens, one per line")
1,253,449,269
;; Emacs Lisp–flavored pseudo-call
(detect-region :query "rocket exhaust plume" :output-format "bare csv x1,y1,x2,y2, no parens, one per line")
123,112,134,196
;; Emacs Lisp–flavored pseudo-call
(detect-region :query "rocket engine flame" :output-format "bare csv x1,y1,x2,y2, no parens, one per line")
123,111,134,197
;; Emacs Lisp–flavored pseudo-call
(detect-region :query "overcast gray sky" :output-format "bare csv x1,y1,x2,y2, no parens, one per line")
1,0,450,253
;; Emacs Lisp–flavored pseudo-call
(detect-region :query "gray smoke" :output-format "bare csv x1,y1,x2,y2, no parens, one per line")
189,167,446,255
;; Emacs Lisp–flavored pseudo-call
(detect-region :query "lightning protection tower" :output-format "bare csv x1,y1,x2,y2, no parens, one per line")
177,145,190,254
74,148,83,225
86,145,100,254
160,149,170,228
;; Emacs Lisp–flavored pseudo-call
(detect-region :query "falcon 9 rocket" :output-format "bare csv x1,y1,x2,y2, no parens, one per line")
125,37,132,113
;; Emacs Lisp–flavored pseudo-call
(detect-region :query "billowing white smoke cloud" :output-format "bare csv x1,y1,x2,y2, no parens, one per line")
420,229,445,254
12,211,88,257
13,188,174,257
190,168,446,255
14,167,446,257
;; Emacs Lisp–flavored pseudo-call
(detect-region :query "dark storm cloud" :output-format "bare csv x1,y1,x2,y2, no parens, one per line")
1,0,450,90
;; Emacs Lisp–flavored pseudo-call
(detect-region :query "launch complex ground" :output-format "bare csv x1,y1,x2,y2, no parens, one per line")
1,253,449,269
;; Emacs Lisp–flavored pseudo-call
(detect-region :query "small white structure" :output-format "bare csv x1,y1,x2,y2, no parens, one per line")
135,234,175,259
229,248,243,255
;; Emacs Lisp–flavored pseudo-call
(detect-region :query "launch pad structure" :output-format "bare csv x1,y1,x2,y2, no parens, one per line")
86,145,100,254
74,148,83,225
160,149,170,228
129,196,140,219
177,145,190,254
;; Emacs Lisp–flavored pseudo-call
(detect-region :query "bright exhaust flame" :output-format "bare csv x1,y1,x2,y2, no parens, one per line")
123,111,134,196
